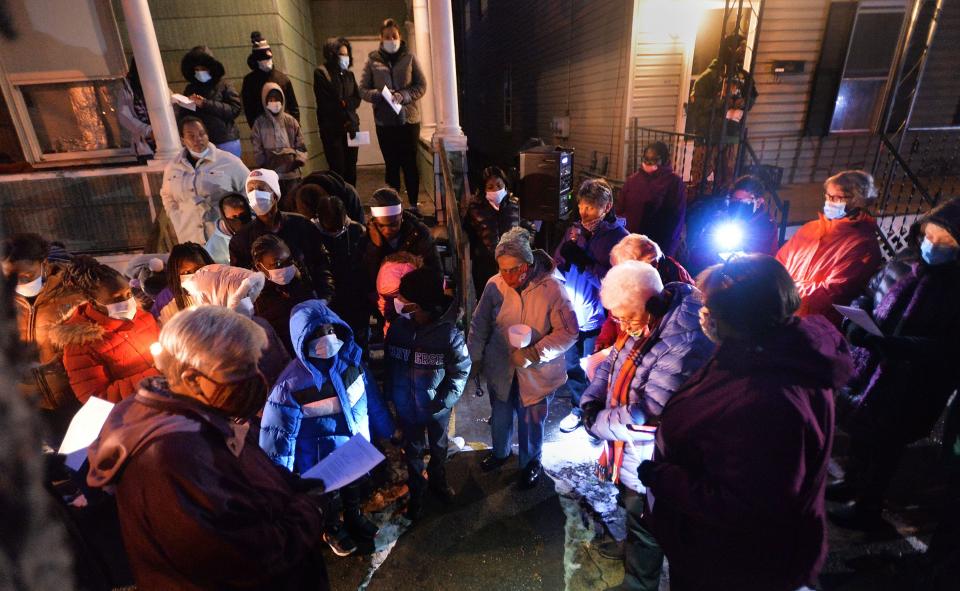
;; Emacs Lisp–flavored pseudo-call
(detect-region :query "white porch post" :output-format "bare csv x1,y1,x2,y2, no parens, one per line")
427,0,465,144
119,0,180,160
411,0,437,136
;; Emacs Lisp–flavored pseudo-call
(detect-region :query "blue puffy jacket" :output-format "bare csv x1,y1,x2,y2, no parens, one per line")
581,282,714,492
259,300,393,472
385,306,471,425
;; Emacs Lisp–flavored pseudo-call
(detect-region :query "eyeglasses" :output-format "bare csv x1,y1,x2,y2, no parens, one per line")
498,264,526,276
824,191,847,202
610,314,647,330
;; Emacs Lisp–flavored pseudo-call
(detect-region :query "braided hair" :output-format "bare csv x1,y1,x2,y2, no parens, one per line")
166,243,214,310
62,255,124,301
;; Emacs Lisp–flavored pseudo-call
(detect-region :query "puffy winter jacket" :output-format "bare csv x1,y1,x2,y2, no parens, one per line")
359,42,427,126
462,192,531,290
385,304,471,425
260,301,393,472
361,212,441,285
554,216,629,332
51,303,160,403
251,82,307,180
776,211,882,325
242,65,300,127
313,62,361,134
160,146,250,245
616,165,686,258
319,220,372,335
178,47,242,144
468,250,579,407
581,282,714,493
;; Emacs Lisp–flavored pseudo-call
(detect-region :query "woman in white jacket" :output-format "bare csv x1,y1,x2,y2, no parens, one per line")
467,228,578,488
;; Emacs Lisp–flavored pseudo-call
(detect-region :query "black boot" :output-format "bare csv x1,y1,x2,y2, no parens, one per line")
343,508,379,540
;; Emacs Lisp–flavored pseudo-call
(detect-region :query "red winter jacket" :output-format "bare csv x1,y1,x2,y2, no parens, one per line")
51,303,160,403
776,212,881,325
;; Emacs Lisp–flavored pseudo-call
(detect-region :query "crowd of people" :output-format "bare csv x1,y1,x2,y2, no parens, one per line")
3,22,959,591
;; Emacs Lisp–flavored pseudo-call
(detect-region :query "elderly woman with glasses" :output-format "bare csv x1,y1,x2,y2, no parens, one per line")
579,260,713,591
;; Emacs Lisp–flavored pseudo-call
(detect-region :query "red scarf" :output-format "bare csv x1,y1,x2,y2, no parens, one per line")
596,332,647,483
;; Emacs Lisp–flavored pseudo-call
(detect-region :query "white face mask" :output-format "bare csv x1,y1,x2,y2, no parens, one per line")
247,190,275,216
266,100,282,114
308,333,343,359
194,70,212,83
382,40,400,54
258,59,273,72
486,188,508,208
393,297,413,319
187,145,211,160
338,55,350,70
15,275,43,298
105,297,138,321
266,264,296,285
823,200,846,220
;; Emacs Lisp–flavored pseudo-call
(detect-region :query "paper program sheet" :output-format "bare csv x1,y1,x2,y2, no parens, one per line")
834,305,883,337
301,434,386,491
380,85,402,115
59,397,115,471
171,93,197,111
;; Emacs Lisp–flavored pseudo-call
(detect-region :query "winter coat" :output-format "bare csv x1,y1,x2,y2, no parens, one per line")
314,62,361,135
12,266,85,410
319,220,372,334
230,213,336,302
385,305,471,425
160,146,249,245
260,301,393,472
582,283,714,493
300,170,366,225
645,316,853,591
50,303,160,404
86,378,328,591
616,165,686,258
361,212,441,285
359,42,427,126
776,211,882,325
255,275,316,356
844,255,960,445
468,250,579,407
251,83,307,180
241,65,300,127
462,192,531,289
178,47,242,144
554,216,629,332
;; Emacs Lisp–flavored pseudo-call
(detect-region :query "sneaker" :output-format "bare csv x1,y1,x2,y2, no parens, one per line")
596,537,625,561
343,509,379,540
323,526,358,556
519,460,542,489
559,411,583,433
828,502,884,530
480,452,510,472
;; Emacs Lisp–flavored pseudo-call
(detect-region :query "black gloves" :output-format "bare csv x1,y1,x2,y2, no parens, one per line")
581,401,604,430
637,460,658,486
559,241,593,269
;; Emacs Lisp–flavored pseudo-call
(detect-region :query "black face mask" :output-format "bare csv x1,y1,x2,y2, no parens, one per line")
223,213,252,235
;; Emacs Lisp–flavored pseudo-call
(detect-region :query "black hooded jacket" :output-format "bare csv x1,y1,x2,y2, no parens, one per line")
241,56,300,127
314,38,361,136
179,47,242,144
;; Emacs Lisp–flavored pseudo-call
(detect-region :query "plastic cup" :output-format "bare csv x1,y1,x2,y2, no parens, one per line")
508,324,532,348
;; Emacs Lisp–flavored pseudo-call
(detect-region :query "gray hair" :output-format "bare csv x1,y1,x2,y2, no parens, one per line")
155,305,267,383
577,178,614,208
610,234,662,266
600,260,664,313
495,226,534,264
824,170,877,209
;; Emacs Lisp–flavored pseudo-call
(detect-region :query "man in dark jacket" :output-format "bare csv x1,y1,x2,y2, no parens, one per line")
87,306,329,591
241,31,300,127
300,169,365,225
177,46,242,156
361,188,441,286
315,37,362,186
230,169,335,302
616,142,686,258
386,267,470,521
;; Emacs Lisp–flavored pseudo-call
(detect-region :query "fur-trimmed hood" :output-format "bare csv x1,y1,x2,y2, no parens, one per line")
49,303,109,348
180,46,225,85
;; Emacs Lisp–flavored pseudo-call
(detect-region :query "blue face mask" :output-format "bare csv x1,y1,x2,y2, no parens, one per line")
920,238,959,266
823,200,846,220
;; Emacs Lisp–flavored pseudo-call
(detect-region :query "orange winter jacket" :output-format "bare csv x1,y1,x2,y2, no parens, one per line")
776,212,882,325
50,303,160,403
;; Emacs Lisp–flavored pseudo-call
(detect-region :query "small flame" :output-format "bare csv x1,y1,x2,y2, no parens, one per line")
149,342,163,357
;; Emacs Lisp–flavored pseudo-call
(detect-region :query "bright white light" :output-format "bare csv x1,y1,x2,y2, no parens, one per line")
149,342,163,358
713,221,745,253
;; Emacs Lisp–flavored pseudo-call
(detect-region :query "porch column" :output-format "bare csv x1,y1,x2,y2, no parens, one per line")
411,0,437,135
119,0,180,160
427,0,465,144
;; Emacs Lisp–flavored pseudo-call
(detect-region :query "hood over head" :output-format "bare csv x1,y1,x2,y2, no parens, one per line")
260,81,285,109
322,36,352,66
289,299,360,365
182,264,265,311
180,46,225,84
920,197,960,246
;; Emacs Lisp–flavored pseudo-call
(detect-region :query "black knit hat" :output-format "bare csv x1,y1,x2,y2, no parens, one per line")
250,31,272,62
398,267,446,312
923,197,960,244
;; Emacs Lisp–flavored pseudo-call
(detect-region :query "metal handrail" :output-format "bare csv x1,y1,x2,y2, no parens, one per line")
876,134,935,207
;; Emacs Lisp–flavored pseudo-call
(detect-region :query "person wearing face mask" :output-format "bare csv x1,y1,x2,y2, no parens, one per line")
314,37,362,186
361,187,441,287
229,169,336,304
554,178,629,433
2,233,85,439
51,256,160,404
776,170,882,326
204,193,253,265
616,142,686,258
578,261,713,590
160,116,249,246
241,31,300,127
177,46,243,156
251,83,307,200
360,18,428,210
638,254,852,591
150,242,215,326
86,306,331,591
469,228,579,487
463,166,535,293
251,234,317,355
260,301,393,555
825,198,960,530
375,252,422,339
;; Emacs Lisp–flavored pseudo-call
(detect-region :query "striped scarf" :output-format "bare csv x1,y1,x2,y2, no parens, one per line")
596,332,646,483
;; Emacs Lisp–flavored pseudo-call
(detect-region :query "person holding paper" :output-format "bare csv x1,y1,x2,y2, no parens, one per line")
177,46,243,157
828,198,960,530
314,37,362,186
386,267,470,521
87,306,331,591
361,188,441,287
250,83,308,200
359,19,427,210
260,300,393,555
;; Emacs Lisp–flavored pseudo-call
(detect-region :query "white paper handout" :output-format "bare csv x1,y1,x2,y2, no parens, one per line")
171,93,197,111
834,305,883,337
301,434,386,491
59,397,115,471
347,131,370,147
380,85,403,115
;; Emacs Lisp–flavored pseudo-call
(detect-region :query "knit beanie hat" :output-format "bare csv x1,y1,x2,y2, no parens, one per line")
923,197,960,244
398,267,446,311
250,31,273,61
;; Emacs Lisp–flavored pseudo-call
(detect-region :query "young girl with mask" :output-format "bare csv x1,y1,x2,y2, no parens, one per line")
250,83,307,202
52,256,160,404
251,234,317,355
